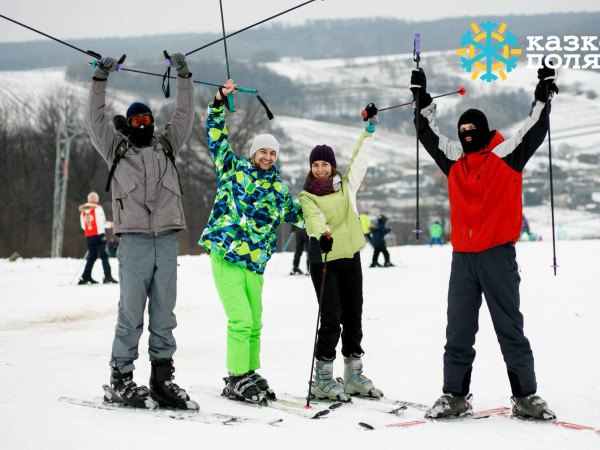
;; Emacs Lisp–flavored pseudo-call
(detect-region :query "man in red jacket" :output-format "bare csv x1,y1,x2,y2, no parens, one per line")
410,65,558,421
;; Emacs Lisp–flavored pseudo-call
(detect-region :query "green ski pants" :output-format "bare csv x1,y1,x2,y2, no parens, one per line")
210,252,264,375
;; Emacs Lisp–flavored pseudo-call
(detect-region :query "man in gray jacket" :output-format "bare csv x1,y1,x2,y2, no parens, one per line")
85,53,197,410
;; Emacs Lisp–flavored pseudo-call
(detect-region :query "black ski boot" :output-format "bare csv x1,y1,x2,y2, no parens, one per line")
78,277,98,285
103,275,118,284
425,393,473,419
290,267,304,275
222,372,265,404
149,358,199,410
249,370,276,399
104,366,158,409
511,394,556,421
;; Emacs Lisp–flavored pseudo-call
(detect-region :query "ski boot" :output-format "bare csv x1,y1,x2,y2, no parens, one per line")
511,394,556,421
103,275,118,284
104,366,158,409
78,277,98,285
222,372,265,404
384,262,395,267
290,267,304,275
342,354,383,398
248,370,276,400
425,393,473,419
149,358,199,410
369,263,382,268
311,359,351,402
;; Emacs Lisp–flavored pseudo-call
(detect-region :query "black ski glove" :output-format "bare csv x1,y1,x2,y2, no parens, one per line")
318,233,333,254
409,69,433,109
534,65,559,102
94,56,118,80
171,52,190,78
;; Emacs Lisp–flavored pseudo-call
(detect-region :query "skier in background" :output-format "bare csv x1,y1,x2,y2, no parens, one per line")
78,191,117,284
370,215,394,267
199,79,304,404
85,53,197,410
359,212,373,245
291,226,310,275
409,64,558,421
429,221,444,246
300,103,383,402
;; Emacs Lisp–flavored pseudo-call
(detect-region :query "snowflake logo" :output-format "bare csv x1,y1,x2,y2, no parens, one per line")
456,21,522,82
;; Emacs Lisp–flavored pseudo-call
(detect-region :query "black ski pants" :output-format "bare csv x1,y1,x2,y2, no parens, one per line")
293,229,309,272
82,233,112,280
309,252,364,361
372,245,390,266
443,242,537,397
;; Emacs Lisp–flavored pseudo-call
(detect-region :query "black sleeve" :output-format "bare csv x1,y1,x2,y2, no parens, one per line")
493,100,549,173
414,105,462,176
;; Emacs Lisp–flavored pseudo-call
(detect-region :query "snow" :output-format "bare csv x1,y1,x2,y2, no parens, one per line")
2,240,600,449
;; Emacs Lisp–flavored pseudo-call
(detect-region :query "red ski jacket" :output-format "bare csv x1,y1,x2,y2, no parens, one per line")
416,100,549,252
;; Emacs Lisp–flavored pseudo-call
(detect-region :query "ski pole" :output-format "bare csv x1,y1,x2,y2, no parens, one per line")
305,249,329,408
219,0,236,113
184,0,320,57
70,251,89,285
413,33,422,240
543,63,559,276
375,87,467,112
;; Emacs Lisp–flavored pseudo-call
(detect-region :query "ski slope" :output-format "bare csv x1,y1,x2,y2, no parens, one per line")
1,240,599,449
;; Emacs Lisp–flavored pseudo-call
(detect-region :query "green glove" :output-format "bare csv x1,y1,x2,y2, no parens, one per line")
94,57,118,80
171,52,190,77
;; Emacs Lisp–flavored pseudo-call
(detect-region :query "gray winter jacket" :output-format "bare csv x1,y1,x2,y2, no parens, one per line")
85,76,194,235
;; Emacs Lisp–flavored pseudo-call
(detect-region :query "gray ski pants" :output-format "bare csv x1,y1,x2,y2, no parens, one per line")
111,231,178,373
443,242,537,397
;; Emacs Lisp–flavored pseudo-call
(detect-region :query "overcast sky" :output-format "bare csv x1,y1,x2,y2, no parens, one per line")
1,0,599,43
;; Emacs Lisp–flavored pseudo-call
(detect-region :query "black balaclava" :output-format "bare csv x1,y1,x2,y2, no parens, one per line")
457,109,492,154
126,102,154,147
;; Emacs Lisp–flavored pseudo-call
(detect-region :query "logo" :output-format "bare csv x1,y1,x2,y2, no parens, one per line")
456,21,522,82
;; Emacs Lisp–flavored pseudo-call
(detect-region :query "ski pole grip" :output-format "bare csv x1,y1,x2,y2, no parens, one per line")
87,50,102,60
414,33,421,55
227,93,236,113
117,54,126,72
163,50,171,67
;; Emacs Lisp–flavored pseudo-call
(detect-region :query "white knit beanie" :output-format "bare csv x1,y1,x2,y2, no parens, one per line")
248,134,279,160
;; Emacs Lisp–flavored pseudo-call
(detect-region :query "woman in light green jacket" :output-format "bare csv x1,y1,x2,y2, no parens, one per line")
299,103,383,402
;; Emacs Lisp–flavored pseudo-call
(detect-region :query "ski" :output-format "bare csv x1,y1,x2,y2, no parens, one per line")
359,407,511,430
189,384,333,420
59,396,282,426
280,392,406,416
505,413,600,435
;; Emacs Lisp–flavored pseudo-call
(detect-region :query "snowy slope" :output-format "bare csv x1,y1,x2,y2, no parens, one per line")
1,240,599,449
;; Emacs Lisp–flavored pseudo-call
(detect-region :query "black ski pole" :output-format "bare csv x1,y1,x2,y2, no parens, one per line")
305,248,329,408
376,87,467,112
218,0,236,113
545,78,559,276
413,33,422,240
185,0,319,57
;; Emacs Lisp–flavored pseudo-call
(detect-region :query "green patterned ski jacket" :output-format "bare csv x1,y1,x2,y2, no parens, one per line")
199,104,304,274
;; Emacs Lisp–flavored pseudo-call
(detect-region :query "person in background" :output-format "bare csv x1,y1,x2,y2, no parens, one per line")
78,191,117,285
370,215,394,267
359,212,372,245
200,79,304,404
409,64,558,421
85,52,197,410
107,236,120,258
430,221,444,246
300,103,383,402
291,226,310,275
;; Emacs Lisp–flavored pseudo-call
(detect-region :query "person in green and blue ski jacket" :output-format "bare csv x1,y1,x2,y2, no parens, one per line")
199,79,304,404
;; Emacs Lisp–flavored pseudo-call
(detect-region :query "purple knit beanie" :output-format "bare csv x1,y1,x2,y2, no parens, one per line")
309,145,337,168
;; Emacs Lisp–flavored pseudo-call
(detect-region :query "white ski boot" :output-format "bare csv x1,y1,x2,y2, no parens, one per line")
342,354,383,398
311,359,351,402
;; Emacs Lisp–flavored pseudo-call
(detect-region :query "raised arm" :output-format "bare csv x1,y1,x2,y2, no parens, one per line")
162,52,194,154
206,79,238,178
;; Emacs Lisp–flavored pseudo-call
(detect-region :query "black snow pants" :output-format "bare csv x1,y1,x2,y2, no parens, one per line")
443,242,537,397
309,252,364,361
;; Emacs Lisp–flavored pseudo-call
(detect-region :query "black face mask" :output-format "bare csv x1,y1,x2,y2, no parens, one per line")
458,128,490,154
128,125,154,147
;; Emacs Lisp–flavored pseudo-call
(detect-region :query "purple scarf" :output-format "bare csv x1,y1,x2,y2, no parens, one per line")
304,175,342,196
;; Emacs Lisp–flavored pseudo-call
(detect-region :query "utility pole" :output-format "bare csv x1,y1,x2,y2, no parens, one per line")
51,122,86,258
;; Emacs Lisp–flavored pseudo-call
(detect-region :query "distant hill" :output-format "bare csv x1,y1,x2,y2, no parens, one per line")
2,13,600,70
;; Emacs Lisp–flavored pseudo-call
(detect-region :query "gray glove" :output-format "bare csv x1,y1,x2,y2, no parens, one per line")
171,52,190,77
94,57,118,80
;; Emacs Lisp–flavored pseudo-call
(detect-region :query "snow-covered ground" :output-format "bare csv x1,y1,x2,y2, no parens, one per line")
1,240,599,449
